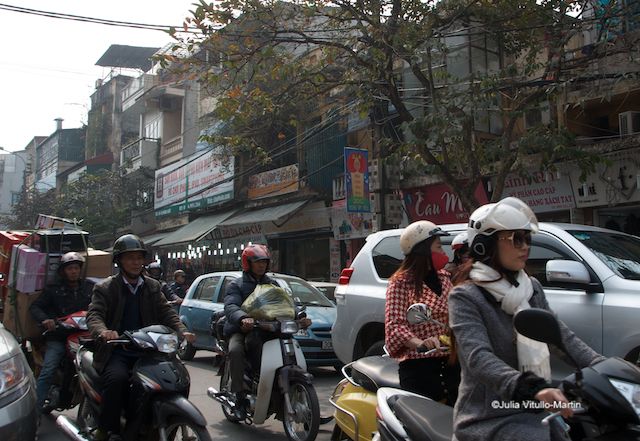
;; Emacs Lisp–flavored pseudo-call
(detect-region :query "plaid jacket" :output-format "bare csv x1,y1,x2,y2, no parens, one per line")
384,269,452,361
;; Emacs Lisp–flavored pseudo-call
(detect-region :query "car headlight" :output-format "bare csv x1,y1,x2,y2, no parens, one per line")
148,332,179,354
609,378,640,417
281,320,299,334
0,354,31,403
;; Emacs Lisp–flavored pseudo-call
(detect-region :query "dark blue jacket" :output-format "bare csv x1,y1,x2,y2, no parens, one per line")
29,279,93,339
223,271,274,336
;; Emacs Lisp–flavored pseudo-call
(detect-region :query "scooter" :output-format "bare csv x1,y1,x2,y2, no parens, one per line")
330,302,450,441
375,305,640,441
56,325,212,441
41,310,91,414
329,354,400,441
207,313,321,441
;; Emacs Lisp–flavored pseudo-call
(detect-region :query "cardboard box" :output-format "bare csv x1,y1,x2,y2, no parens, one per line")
0,231,30,286
79,249,113,278
2,290,43,341
30,229,90,254
35,214,79,230
8,245,46,293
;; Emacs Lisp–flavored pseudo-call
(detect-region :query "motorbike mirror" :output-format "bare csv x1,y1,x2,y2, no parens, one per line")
513,308,566,353
406,303,431,325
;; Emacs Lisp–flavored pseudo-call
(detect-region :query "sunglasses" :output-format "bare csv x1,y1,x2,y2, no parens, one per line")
498,231,532,249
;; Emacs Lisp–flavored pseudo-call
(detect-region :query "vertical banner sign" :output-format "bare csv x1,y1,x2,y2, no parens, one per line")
345,148,370,213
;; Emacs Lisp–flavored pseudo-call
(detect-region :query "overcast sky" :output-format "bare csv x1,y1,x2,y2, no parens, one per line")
0,1,196,151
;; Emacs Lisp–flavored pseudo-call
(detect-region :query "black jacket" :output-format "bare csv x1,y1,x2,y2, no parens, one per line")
223,272,274,336
169,281,186,298
160,280,180,302
87,274,186,373
29,280,93,339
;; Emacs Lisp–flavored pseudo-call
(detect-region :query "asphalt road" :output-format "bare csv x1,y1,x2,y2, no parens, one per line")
37,352,341,441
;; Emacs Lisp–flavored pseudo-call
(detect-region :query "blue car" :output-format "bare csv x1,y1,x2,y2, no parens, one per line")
178,271,340,369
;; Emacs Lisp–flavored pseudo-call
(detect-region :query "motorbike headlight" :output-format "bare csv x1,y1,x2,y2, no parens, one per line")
147,332,179,354
609,378,640,417
0,354,30,403
281,320,299,334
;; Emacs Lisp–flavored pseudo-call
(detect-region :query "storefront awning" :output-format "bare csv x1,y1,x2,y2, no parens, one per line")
154,210,236,247
218,200,309,227
139,232,165,246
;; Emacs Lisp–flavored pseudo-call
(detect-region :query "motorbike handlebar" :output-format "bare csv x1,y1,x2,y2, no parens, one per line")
417,346,450,355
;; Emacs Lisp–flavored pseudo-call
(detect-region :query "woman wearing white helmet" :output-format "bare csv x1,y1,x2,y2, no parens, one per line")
448,197,604,441
384,220,460,405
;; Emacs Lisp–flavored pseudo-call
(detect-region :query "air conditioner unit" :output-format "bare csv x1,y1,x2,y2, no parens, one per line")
619,111,640,137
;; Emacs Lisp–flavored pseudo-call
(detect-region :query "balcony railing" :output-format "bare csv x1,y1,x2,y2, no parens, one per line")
120,138,159,175
122,74,158,111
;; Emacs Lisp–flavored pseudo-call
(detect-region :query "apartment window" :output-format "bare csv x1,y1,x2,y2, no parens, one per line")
11,192,20,206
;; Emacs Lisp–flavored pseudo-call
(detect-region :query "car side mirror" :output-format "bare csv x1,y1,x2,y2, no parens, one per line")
546,260,590,284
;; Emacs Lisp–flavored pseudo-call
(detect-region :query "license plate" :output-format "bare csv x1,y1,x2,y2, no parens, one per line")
322,340,333,350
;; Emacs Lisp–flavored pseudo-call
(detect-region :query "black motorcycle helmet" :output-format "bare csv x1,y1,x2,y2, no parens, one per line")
112,234,147,263
146,262,163,280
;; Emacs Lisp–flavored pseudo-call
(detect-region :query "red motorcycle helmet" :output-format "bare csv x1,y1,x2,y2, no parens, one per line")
241,244,271,271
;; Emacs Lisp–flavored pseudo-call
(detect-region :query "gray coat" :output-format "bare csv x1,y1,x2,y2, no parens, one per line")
448,278,604,441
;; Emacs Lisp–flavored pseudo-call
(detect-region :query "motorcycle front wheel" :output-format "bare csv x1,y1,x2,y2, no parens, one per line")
283,380,320,441
165,417,212,441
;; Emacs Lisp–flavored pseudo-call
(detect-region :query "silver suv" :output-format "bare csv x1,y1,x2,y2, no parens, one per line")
332,223,640,374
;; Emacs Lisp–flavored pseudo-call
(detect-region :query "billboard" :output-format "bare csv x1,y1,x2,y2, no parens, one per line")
154,149,234,217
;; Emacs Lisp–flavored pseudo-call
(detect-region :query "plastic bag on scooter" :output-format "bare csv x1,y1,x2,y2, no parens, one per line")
240,284,295,320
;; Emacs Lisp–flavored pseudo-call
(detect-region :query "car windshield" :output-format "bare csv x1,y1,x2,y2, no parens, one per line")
277,276,334,307
568,230,640,280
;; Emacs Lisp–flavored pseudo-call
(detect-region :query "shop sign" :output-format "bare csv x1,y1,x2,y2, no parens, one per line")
212,223,265,240
569,157,640,208
329,238,341,283
331,200,374,240
248,164,299,199
345,148,370,213
154,149,234,216
403,182,489,224
498,171,575,213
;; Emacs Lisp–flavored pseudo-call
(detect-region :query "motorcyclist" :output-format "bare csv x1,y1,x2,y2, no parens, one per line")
169,269,188,298
385,220,460,405
448,197,604,441
445,231,471,278
223,244,311,419
86,234,195,441
146,262,182,305
29,252,93,412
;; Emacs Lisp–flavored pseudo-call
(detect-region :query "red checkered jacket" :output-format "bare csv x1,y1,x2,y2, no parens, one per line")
384,269,452,362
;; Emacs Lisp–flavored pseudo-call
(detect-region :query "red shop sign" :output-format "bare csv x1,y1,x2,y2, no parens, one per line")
403,182,489,224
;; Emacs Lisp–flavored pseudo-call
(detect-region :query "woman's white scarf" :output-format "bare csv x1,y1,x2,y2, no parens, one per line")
470,262,551,381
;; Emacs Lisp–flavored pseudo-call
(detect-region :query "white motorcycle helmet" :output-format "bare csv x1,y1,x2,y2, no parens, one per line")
451,232,468,250
467,197,539,258
400,220,448,256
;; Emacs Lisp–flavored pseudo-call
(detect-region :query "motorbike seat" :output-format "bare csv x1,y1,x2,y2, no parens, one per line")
79,349,102,387
392,395,453,441
350,356,400,392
